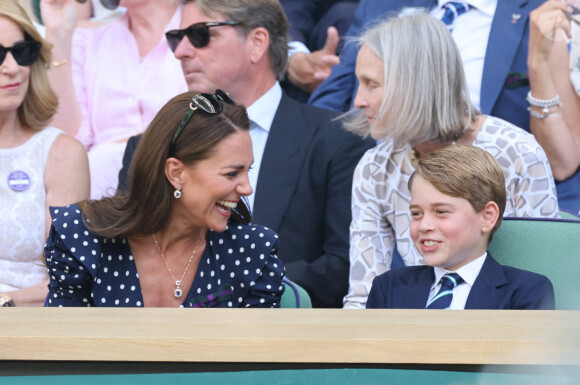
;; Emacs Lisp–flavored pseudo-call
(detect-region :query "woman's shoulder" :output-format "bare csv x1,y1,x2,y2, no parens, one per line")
211,223,278,249
49,204,103,248
477,116,543,151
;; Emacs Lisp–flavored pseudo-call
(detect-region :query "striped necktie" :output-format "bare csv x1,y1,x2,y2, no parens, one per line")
426,273,464,309
441,2,470,31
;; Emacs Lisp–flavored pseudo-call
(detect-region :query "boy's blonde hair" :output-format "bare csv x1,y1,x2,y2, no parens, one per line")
408,145,507,241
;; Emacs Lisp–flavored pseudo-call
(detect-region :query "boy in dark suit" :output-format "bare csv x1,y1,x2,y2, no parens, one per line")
366,145,555,310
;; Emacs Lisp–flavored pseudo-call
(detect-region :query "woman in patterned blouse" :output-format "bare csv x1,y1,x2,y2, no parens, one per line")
343,13,560,309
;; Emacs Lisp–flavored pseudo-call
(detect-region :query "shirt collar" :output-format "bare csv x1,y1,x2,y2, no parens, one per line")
246,82,281,133
437,0,497,17
432,252,488,289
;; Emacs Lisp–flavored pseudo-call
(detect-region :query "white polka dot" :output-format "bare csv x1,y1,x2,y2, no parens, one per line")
221,264,225,271
235,260,240,266
230,272,235,278
207,284,212,290
255,269,261,274
131,286,136,291
244,234,249,239
115,300,119,305
228,248,233,254
265,242,271,247
101,298,106,303
259,233,264,237
136,301,142,306
260,298,265,303
60,234,66,240
107,286,111,291
232,234,237,240
251,243,256,249
239,247,245,253
244,270,249,275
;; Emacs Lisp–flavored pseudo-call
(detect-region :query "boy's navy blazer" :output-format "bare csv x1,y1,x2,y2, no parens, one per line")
366,253,555,310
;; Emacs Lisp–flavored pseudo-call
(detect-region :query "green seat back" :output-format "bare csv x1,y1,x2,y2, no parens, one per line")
488,217,580,310
280,279,312,308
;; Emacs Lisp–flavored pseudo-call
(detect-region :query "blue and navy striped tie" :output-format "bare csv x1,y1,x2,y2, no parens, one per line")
441,2,470,31
427,273,464,309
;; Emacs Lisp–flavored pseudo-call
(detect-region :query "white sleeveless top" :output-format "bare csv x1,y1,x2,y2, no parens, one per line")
0,127,62,291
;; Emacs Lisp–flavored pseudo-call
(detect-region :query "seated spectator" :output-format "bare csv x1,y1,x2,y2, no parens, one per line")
0,0,89,307
40,0,187,199
118,0,375,308
309,0,580,212
44,91,285,308
345,14,559,309
281,0,359,101
366,145,555,310
527,0,580,216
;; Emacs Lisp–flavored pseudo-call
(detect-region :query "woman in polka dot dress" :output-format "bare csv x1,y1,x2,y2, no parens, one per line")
44,90,285,308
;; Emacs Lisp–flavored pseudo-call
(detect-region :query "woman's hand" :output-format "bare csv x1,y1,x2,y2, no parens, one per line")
529,0,573,66
40,0,79,39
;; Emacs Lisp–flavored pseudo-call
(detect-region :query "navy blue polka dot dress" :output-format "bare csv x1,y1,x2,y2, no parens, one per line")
44,205,285,308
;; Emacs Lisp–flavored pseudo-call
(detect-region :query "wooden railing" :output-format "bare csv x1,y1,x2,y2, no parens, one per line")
1,308,578,366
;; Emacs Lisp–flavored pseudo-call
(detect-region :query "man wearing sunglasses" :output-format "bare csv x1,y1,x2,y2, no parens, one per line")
119,0,375,308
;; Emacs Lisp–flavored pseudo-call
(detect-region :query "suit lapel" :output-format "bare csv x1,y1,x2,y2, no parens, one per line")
465,253,508,309
252,94,315,231
480,0,532,114
394,268,434,308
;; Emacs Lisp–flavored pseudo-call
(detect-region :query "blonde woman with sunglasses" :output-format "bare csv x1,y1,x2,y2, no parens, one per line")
0,1,89,307
40,0,187,200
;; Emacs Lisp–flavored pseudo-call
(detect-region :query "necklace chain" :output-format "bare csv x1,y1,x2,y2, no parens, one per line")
152,233,197,298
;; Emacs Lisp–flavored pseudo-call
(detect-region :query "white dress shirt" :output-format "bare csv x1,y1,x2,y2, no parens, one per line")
427,252,488,309
430,0,497,112
245,82,282,211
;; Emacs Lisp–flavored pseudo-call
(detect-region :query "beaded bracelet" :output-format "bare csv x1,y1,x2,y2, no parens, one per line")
526,91,562,108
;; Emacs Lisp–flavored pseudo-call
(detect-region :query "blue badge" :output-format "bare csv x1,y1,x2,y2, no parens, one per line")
7,171,30,192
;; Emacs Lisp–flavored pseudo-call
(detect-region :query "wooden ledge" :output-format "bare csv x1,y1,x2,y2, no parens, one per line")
0,308,578,365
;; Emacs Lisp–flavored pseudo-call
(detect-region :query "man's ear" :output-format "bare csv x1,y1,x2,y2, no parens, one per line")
247,27,270,64
165,157,185,191
481,201,500,234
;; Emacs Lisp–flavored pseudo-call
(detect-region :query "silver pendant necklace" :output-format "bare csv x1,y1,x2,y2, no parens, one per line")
152,233,197,298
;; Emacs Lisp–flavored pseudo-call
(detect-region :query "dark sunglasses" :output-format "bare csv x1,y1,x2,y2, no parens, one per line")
171,89,236,146
75,0,120,10
165,21,239,52
0,41,41,67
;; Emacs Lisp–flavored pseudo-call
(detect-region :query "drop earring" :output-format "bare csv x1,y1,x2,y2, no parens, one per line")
174,188,182,199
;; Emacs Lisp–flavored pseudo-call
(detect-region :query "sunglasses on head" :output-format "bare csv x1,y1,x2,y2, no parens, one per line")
165,21,239,52
171,89,237,146
0,41,41,67
75,0,120,10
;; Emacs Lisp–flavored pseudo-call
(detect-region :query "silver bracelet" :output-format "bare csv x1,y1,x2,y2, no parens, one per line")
528,106,560,119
